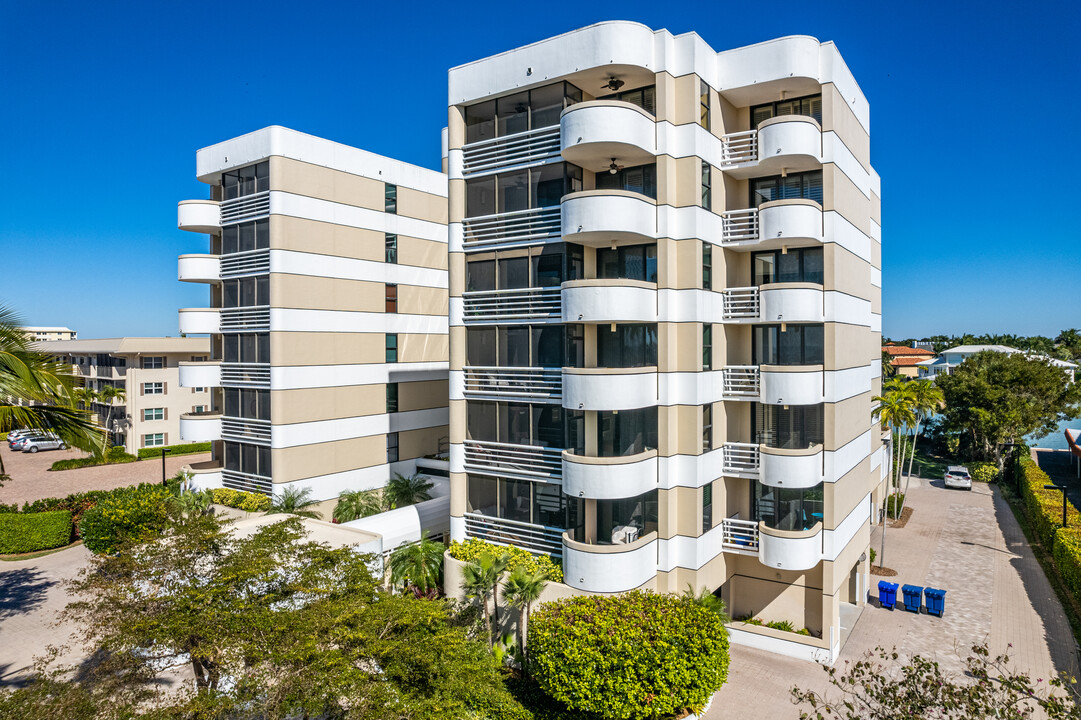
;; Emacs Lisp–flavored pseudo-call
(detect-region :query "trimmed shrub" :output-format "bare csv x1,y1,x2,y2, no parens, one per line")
0,511,73,554
50,448,137,471
80,484,172,554
884,492,905,517
1018,457,1081,550
970,461,998,483
211,488,270,512
529,591,729,719
22,490,111,539
136,441,211,460
1053,527,1081,608
448,538,563,583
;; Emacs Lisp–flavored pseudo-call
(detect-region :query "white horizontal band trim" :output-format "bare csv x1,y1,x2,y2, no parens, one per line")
268,249,448,288
269,308,448,334
272,407,448,449
869,312,882,333
869,219,881,244
270,362,449,390
824,210,871,262
822,131,871,200
871,358,882,379
870,267,881,288
270,191,447,244
276,458,428,503
822,491,871,561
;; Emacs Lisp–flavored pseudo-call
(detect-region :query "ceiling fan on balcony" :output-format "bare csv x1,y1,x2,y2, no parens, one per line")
608,158,625,175
602,77,625,92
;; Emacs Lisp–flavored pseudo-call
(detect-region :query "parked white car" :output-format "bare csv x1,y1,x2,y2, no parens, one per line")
21,436,67,453
944,465,972,490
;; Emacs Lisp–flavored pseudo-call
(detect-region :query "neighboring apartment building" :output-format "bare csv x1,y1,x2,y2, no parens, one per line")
445,22,884,661
40,337,211,454
24,326,77,341
882,344,935,378
917,344,1077,381
176,127,449,501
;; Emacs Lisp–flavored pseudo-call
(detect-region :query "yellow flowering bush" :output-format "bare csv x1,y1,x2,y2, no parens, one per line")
448,538,563,583
81,484,172,554
211,488,271,512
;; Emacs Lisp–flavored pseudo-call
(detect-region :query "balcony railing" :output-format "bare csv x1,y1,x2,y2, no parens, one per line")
221,363,271,388
464,512,564,557
722,366,760,398
461,287,561,324
222,469,272,495
463,439,563,481
220,191,270,225
463,366,562,401
461,126,561,175
722,208,759,243
722,517,760,551
723,442,760,476
462,206,562,250
222,417,272,445
221,249,270,278
221,306,270,331
720,130,758,166
721,287,760,320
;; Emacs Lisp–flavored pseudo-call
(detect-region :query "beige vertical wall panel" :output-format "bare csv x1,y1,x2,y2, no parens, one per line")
654,72,675,124
398,186,449,224
399,285,449,316
271,385,385,424
449,326,466,369
399,379,449,412
273,434,385,484
825,391,874,450
821,84,871,173
659,238,701,290
824,458,872,527
870,191,881,227
448,253,466,296
823,323,876,371
823,164,870,235
270,274,384,312
399,333,448,363
270,332,384,366
272,215,383,262
449,399,466,443
671,73,699,126
722,175,748,213
657,322,700,373
870,239,881,269
399,425,447,459
671,156,701,208
658,404,701,457
399,237,448,270
271,156,387,211
448,179,465,223
823,244,875,302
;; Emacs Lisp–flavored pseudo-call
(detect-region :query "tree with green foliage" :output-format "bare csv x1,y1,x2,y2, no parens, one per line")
937,351,1081,474
899,378,943,514
461,549,510,648
873,379,916,570
389,531,445,596
502,565,551,667
266,485,322,519
528,591,730,720
881,348,896,379
96,383,126,448
384,471,434,508
332,487,384,522
792,643,1078,719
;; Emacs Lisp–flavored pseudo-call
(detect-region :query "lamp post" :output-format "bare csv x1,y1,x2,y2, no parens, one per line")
161,447,171,486
1044,484,1069,527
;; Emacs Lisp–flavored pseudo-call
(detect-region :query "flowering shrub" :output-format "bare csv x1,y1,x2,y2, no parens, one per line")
0,510,73,554
448,538,563,583
80,484,172,554
970,461,998,483
211,488,271,512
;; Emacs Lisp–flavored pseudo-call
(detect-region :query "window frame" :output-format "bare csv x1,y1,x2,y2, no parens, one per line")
141,356,165,370
142,408,164,422
386,382,399,414
385,283,398,313
385,184,397,214
385,334,398,363
385,233,397,264
699,79,711,130
750,93,823,127
387,432,400,463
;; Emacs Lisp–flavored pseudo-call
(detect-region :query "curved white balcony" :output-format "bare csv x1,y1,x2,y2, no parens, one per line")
756,115,822,174
561,279,657,323
756,199,824,249
185,460,224,491
561,190,656,246
178,360,222,389
758,522,822,571
563,531,658,593
177,254,221,283
759,284,824,323
562,449,657,500
177,199,221,233
562,366,657,411
760,365,825,405
179,412,222,443
759,444,824,489
560,100,656,171
178,308,220,335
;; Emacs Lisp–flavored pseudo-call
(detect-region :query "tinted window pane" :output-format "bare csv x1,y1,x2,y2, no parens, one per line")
467,475,498,514
468,401,498,442
466,260,495,292
534,483,564,527
803,247,824,284
467,328,496,366
499,326,530,367
466,176,496,217
503,478,531,522
533,405,563,448
223,225,239,254
533,163,566,207
465,100,496,144
498,256,529,289
804,325,824,364
502,403,530,445
530,83,565,128
533,251,563,287
498,170,530,213
533,326,563,367
497,92,529,136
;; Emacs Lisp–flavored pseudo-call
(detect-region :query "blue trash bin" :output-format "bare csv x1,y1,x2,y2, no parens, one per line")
901,584,924,613
924,587,946,617
877,580,899,610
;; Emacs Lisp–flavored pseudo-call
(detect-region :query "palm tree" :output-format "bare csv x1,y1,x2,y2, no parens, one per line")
460,550,510,648
267,486,322,520
73,385,100,415
383,472,434,509
332,489,385,523
97,383,126,449
171,489,214,521
0,305,105,484
900,379,944,513
681,584,731,623
881,349,896,379
388,532,445,595
502,566,551,667
873,383,917,569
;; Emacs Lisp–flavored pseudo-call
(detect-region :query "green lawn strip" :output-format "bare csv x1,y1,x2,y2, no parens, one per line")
0,540,83,562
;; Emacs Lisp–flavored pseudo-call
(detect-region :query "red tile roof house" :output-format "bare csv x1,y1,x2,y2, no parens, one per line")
882,345,936,377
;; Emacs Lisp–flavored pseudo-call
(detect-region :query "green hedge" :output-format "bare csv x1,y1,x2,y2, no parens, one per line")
136,442,212,460
0,511,73,554
528,591,729,720
51,447,137,471
1019,456,1081,606
80,484,173,554
21,490,113,539
211,488,271,512
448,538,563,583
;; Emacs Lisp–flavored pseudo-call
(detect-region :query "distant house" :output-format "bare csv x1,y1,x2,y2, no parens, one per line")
882,345,936,378
916,345,1076,382
22,326,77,341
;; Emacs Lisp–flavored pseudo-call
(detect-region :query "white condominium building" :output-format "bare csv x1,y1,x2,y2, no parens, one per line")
445,22,884,661
176,126,449,501
24,326,77,341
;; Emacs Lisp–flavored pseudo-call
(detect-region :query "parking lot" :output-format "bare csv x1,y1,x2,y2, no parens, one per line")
0,445,211,506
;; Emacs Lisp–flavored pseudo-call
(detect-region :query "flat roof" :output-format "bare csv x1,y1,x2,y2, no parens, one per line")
35,337,210,355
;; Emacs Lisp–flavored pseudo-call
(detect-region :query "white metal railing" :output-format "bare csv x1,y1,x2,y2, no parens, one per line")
723,442,760,476
221,363,271,388
463,366,562,401
723,366,760,398
221,306,270,331
462,206,562,249
722,287,760,320
463,439,563,480
720,130,758,166
464,513,564,557
222,469,272,495
462,286,561,324
221,249,270,278
222,417,272,445
461,126,561,175
220,191,270,225
722,208,759,243
722,517,760,551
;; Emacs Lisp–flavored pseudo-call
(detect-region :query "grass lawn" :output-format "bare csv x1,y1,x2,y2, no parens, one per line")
893,435,954,480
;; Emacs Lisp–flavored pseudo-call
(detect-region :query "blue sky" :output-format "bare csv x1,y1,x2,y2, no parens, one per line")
1,1,1077,340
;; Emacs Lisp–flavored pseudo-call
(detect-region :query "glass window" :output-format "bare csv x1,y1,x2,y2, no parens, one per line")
534,483,564,527
385,334,398,363
750,94,823,126
385,234,397,264
503,478,532,523
222,225,239,255
466,328,496,366
701,161,712,210
501,403,531,446
529,82,566,129
385,284,397,313
142,408,164,421
593,490,658,544
386,383,398,413
703,404,713,452
533,162,567,208
565,324,584,369
755,324,825,365
496,92,530,137
466,176,496,217
387,432,399,463
703,324,712,371
466,164,580,218
385,184,397,214
751,248,823,286
532,249,564,287
498,169,530,213
143,433,165,447
532,326,563,367
699,79,711,130
755,482,824,532
498,326,530,367
467,401,498,442
755,403,824,449
596,163,656,199
597,407,657,457
703,481,713,534
141,356,164,369
596,244,658,283
222,162,268,200
464,82,582,144
239,221,255,253
466,474,499,515
702,243,712,290
533,405,564,448
466,259,496,292
465,99,496,144
498,256,529,290
751,171,823,207
597,324,657,368
599,85,656,116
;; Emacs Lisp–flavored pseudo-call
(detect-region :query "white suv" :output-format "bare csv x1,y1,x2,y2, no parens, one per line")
944,465,972,490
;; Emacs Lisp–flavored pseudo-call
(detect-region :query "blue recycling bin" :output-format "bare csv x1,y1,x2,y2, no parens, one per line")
901,584,924,613
924,587,946,617
877,580,898,610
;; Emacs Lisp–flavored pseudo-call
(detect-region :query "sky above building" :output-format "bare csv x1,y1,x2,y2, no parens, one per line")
1,1,1076,340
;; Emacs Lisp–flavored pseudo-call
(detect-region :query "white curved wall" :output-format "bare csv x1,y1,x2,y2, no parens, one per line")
757,117,822,168
563,535,658,593
178,361,222,389
561,193,657,243
758,201,823,243
760,367,824,405
177,254,221,283
187,469,224,491
178,309,220,335
759,524,821,571
562,369,657,410
179,413,222,443
561,101,656,167
759,446,823,488
177,200,221,233
562,451,658,499
759,286,824,323
561,283,658,323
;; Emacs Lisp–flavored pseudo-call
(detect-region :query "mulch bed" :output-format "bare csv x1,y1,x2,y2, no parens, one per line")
878,505,914,529
871,565,898,577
